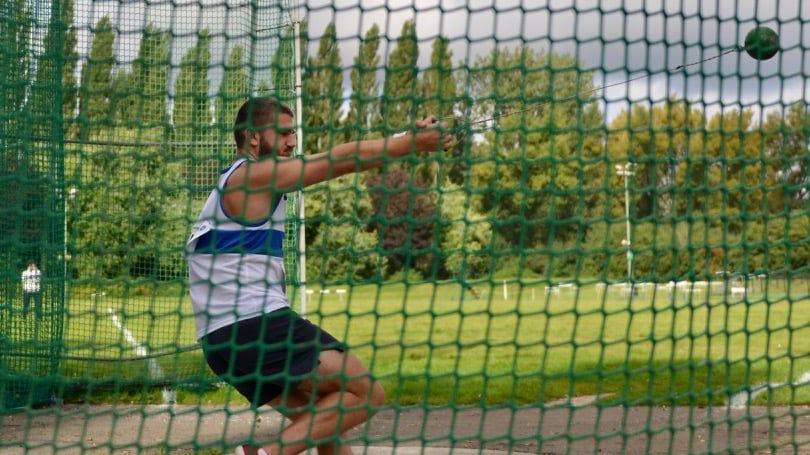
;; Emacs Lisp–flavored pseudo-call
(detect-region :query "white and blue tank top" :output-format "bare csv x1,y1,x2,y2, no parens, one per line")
186,158,288,339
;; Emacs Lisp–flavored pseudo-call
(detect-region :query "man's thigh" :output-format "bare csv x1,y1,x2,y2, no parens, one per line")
296,350,375,399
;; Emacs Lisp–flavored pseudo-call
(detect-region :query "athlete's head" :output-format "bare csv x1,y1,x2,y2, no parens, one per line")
234,97,296,159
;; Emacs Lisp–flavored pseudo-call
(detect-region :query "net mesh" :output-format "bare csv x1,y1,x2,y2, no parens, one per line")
1,0,809,453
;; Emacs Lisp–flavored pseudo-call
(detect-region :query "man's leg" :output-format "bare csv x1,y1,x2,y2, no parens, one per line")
268,388,353,455
22,293,30,317
264,350,385,455
34,293,42,318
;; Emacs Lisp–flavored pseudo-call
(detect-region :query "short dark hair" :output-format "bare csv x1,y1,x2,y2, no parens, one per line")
233,97,294,149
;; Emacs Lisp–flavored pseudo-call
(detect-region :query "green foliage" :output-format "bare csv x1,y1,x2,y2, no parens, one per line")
30,0,75,138
67,128,189,280
765,102,810,211
216,46,248,134
0,0,32,138
345,24,382,141
62,0,78,121
305,175,383,282
419,36,457,119
272,21,304,103
416,36,457,183
303,23,343,155
77,16,114,137
108,24,171,130
439,184,492,278
22,15,810,284
173,30,212,143
382,20,419,130
109,68,135,126
367,168,438,277
468,47,604,250
131,25,170,127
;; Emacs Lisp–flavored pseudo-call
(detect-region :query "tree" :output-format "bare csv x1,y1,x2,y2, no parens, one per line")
367,169,438,276
439,183,492,279
68,127,189,279
418,36,456,119
345,24,381,141
173,30,212,142
381,20,418,131
606,100,705,220
271,21,306,105
216,45,248,135
305,175,383,282
302,22,343,155
764,103,810,211
131,25,170,129
0,0,32,137
700,108,763,234
109,68,135,126
371,21,442,276
467,47,604,255
416,35,457,183
299,23,382,281
61,0,79,128
77,16,114,138
0,0,37,286
30,5,61,138
31,0,78,132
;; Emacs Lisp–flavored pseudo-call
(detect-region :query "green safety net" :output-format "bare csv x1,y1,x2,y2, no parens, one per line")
1,0,809,453
0,0,66,413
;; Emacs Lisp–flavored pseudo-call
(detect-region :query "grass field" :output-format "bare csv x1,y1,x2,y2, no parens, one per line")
58,278,810,407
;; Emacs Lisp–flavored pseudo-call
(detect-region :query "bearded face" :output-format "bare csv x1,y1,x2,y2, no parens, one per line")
254,114,296,158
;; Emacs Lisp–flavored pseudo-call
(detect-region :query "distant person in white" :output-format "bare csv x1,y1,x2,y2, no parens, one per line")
21,261,42,318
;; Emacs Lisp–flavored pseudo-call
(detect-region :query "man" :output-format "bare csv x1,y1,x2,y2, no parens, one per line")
186,97,451,455
21,261,42,318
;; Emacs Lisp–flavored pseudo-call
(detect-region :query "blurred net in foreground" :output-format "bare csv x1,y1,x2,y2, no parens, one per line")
1,0,809,453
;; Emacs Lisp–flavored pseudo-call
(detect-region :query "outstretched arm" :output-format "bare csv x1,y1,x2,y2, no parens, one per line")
223,117,451,223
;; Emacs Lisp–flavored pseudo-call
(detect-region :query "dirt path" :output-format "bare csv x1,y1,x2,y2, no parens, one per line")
2,404,808,454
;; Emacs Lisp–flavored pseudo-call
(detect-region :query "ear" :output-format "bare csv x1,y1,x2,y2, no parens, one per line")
248,130,261,149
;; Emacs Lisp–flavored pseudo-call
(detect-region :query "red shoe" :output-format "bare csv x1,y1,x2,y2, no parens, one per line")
234,445,268,455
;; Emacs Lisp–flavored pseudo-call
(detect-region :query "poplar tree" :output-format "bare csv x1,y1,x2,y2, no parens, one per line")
173,30,212,142
345,24,381,141
77,16,114,138
381,20,418,130
302,22,343,155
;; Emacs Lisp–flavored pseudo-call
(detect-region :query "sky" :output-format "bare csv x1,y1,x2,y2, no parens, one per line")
70,0,809,122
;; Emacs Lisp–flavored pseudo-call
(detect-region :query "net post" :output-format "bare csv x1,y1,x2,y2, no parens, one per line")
293,18,307,317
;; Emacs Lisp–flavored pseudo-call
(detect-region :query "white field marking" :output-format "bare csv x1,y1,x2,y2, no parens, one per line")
728,369,810,409
335,288,347,302
107,307,176,405
558,283,578,295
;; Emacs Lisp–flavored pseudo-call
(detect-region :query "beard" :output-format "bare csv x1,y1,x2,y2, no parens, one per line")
258,136,276,158
258,136,292,158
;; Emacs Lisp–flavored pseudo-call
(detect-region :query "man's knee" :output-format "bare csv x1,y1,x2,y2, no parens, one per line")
316,351,384,407
369,380,385,409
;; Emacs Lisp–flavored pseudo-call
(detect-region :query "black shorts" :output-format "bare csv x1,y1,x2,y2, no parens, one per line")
201,308,345,407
